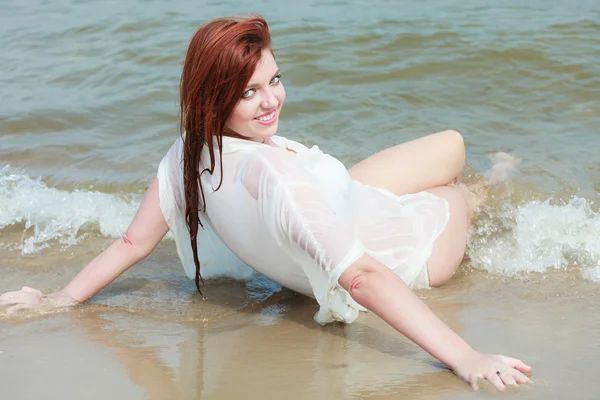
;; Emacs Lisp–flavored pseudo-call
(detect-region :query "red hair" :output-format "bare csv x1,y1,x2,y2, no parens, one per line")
179,15,271,293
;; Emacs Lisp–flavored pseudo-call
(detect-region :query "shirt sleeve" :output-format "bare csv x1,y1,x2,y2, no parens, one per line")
157,138,254,281
157,138,185,230
239,147,366,323
157,138,198,279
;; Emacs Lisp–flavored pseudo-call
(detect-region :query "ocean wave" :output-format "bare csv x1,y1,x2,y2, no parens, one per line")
468,196,600,282
0,165,142,254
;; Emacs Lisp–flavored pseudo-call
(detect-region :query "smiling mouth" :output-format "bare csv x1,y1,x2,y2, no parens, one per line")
254,110,276,122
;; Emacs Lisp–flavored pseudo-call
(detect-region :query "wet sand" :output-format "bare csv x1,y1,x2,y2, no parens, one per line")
1,238,599,399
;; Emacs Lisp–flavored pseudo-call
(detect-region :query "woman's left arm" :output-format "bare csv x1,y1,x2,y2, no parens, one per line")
338,256,533,391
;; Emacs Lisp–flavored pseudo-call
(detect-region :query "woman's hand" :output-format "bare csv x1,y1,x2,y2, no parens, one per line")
0,286,78,314
452,350,533,391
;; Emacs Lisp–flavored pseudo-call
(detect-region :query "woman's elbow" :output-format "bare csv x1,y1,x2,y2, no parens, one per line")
339,261,383,303
348,272,372,297
119,232,153,261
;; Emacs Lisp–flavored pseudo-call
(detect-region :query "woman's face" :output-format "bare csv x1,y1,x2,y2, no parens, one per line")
225,48,286,143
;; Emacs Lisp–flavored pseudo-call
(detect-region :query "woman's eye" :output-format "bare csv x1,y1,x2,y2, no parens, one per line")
242,89,255,99
270,75,281,84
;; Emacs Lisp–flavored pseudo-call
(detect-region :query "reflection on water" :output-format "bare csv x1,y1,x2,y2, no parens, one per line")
3,272,599,399
2,249,600,398
1,300,464,399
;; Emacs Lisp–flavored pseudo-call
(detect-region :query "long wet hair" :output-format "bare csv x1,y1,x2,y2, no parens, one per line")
179,16,272,293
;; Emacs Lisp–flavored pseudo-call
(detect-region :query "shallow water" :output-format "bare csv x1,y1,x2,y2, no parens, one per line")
2,251,600,399
1,0,599,398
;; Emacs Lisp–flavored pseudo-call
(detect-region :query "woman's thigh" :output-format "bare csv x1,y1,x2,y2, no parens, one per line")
348,130,466,196
424,185,469,287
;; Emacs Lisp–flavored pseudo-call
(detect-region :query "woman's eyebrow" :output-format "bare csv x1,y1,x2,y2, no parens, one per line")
246,69,281,89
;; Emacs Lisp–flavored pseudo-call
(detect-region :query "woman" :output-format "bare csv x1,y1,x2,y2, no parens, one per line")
0,15,531,391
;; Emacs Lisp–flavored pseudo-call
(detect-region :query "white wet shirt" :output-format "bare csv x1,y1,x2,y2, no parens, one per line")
157,135,449,324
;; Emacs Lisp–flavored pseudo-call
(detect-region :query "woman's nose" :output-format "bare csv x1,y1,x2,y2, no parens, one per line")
261,88,278,109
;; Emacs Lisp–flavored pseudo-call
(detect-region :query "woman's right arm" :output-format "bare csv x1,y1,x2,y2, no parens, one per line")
0,178,169,307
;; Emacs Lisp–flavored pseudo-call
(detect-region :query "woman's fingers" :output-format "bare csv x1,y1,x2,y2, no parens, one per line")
496,355,532,372
0,289,19,302
495,356,534,386
470,376,480,391
0,287,43,306
0,290,22,305
512,369,534,384
485,371,506,391
461,354,533,392
499,370,519,387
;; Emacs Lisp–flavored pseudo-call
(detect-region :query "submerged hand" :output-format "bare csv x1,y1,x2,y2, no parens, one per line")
452,350,533,391
0,286,77,314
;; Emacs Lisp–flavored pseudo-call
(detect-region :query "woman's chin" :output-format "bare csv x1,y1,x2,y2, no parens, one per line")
257,127,279,140
238,123,279,142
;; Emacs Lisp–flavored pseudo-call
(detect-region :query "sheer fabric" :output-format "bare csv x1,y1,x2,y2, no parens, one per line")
157,135,449,324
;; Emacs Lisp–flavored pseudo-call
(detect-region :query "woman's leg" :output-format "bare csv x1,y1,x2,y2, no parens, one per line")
424,186,470,287
349,130,465,195
348,130,471,286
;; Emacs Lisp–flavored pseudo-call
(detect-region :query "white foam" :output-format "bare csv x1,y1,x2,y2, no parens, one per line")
0,165,142,254
485,152,521,183
468,196,600,282
582,266,600,283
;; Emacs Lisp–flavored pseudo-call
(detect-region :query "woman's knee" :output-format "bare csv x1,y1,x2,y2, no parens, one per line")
437,130,466,178
439,129,464,150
